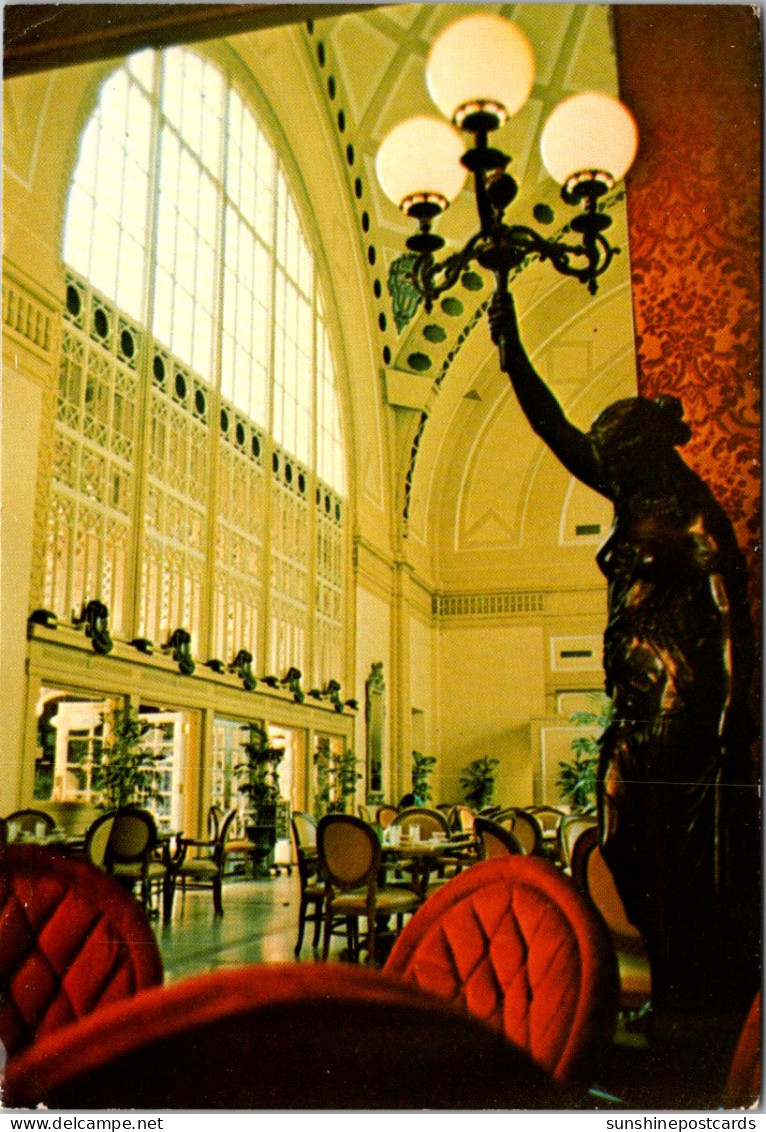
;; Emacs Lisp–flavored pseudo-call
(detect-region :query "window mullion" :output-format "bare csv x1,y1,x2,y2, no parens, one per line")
305,276,319,687
126,52,163,640
199,80,229,663
259,160,281,677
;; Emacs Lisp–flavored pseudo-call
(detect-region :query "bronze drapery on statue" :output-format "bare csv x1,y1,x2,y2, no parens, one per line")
489,293,759,1021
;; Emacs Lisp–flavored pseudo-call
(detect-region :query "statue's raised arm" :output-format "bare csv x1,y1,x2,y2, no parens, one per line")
487,293,609,497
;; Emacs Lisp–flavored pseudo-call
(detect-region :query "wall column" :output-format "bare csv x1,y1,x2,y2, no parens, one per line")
1,262,61,811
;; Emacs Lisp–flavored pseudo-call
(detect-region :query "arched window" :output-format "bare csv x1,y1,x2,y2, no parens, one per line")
45,46,346,684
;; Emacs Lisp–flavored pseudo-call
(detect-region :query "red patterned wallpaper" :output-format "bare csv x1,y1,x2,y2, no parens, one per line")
614,5,762,624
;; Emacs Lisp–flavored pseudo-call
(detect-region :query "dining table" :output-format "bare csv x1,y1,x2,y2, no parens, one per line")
10,828,87,855
383,832,477,898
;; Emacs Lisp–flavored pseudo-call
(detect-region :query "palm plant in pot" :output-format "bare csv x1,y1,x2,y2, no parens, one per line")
235,722,285,873
411,750,437,805
97,705,162,812
459,756,499,810
313,738,360,818
556,693,614,812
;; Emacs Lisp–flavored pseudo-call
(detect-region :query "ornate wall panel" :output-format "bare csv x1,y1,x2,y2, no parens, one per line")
614,5,761,622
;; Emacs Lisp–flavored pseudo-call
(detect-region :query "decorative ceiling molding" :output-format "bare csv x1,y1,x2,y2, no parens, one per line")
2,3,372,77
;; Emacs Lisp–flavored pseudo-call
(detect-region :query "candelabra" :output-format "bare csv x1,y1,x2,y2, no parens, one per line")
376,13,638,316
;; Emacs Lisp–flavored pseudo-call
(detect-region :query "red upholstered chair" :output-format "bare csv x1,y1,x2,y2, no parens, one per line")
724,991,761,1109
384,856,619,1088
0,844,163,1059
4,962,559,1110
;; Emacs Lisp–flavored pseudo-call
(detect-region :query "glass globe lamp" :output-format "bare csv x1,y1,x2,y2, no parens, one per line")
426,13,536,131
375,116,468,216
540,91,639,198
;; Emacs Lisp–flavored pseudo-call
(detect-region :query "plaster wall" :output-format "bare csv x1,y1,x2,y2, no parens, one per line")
1,369,44,811
436,622,546,807
354,583,392,791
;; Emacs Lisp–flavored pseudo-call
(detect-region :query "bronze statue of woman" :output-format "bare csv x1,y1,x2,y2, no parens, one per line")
488,293,759,1024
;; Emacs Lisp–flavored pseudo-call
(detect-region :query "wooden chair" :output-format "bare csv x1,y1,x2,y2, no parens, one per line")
558,812,598,870
222,811,260,877
392,806,450,839
97,808,170,922
290,811,324,956
527,805,567,834
474,815,524,858
4,809,56,842
385,856,620,1090
495,808,544,855
207,804,223,841
449,804,477,836
526,805,568,861
0,843,162,1059
4,963,557,1110
167,809,238,918
375,804,398,829
318,814,422,966
570,826,651,1014
85,811,117,868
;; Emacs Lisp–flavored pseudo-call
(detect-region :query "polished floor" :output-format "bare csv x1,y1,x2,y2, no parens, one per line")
157,869,328,982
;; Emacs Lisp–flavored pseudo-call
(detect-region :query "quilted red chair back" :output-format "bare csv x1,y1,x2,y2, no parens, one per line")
384,856,619,1087
4,963,559,1110
0,844,163,1058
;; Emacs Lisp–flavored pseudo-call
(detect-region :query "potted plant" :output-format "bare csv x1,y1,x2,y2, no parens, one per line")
235,722,285,872
313,738,360,818
98,705,162,811
556,693,613,812
411,750,437,805
459,756,499,810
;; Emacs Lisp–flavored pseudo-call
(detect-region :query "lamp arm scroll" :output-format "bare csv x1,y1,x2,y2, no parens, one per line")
411,232,485,312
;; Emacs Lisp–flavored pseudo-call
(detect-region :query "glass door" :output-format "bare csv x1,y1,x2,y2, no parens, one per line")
138,708,186,834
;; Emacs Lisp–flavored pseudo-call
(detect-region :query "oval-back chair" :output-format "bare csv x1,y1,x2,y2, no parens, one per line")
495,808,544,855
4,963,557,1110
384,856,619,1089
474,815,524,858
392,806,450,839
0,843,162,1058
317,814,421,965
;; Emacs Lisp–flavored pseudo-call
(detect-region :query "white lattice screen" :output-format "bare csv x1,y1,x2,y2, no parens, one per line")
42,45,346,686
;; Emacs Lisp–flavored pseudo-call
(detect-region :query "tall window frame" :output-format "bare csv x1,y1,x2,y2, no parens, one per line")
43,44,347,688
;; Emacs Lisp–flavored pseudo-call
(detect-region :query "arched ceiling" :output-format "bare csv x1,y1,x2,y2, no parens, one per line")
288,2,638,587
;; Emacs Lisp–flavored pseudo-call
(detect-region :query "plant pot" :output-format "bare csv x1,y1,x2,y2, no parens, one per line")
245,820,277,877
